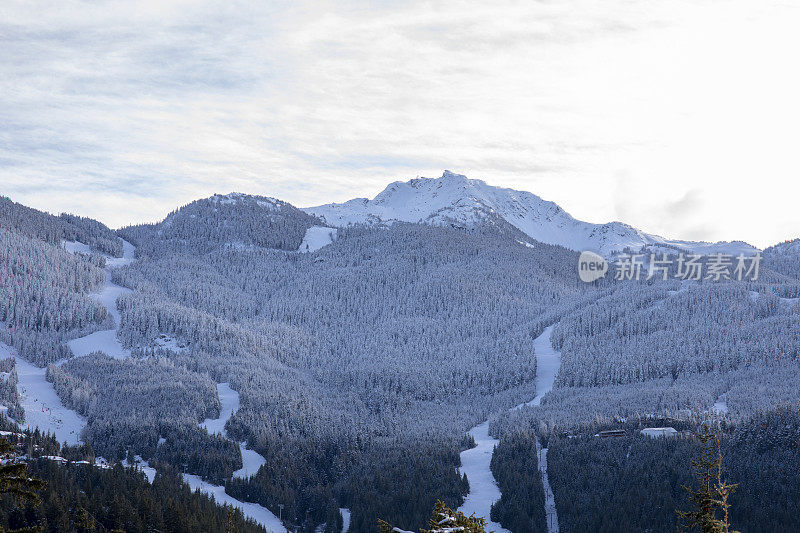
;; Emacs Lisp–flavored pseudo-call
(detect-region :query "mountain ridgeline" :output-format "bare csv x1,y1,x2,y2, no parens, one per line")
1,172,800,532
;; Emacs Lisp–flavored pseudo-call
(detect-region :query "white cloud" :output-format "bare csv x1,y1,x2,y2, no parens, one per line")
0,0,798,247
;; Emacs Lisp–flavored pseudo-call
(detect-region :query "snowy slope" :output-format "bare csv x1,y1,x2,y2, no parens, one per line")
305,171,756,257
183,473,284,532
200,383,268,480
66,240,135,360
193,383,279,528
298,225,338,253
458,421,510,533
513,325,560,410
459,326,563,531
9,240,137,444
4,342,86,446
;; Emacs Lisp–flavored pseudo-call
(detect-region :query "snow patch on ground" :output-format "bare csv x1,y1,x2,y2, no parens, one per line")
340,508,351,533
299,226,338,253
63,241,91,254
122,455,157,483
153,334,189,352
711,393,728,415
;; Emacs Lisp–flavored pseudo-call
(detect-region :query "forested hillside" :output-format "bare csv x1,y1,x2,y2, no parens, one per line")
120,193,319,257
491,405,800,533
0,201,121,369
2,187,800,532
106,195,594,530
0,416,266,532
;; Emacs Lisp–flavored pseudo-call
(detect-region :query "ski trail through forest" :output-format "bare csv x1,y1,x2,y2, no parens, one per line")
458,325,561,532
16,240,285,531
66,240,135,360
12,240,136,444
197,383,283,530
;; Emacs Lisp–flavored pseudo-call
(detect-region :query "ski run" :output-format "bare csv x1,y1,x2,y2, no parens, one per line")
10,240,284,531
11,239,136,444
197,383,283,531
458,325,561,533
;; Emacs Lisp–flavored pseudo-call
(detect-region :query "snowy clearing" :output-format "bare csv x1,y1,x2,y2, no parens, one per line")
299,225,338,253
460,325,562,531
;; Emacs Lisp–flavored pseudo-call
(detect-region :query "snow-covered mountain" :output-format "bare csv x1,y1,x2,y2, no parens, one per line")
305,171,757,257
763,238,800,280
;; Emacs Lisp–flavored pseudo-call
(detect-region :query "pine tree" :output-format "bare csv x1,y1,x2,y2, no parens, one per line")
379,500,487,533
0,437,46,533
677,425,739,533
225,510,239,533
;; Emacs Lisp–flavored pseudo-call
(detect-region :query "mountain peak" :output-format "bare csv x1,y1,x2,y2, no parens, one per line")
208,192,283,209
304,172,758,256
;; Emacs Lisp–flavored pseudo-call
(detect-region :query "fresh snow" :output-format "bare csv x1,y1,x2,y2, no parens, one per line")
305,171,757,257
340,508,351,533
199,383,266,477
299,225,338,253
66,240,135,361
459,326,562,530
457,421,510,533
183,473,284,532
537,441,559,533
10,240,137,444
7,343,86,446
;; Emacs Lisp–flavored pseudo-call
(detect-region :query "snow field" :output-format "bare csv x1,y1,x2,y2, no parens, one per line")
299,225,338,253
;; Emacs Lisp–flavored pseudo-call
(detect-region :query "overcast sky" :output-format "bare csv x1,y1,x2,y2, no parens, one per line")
1,0,798,247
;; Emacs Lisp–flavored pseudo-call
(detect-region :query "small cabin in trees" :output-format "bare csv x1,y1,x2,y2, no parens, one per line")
598,429,626,438
641,427,678,439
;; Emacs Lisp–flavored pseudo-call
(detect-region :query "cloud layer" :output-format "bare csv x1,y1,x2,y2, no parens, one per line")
1,0,799,247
